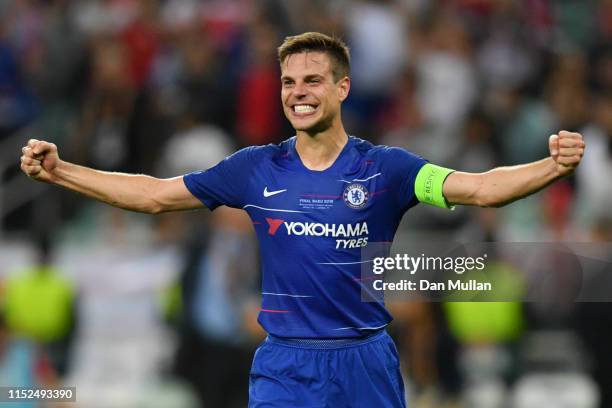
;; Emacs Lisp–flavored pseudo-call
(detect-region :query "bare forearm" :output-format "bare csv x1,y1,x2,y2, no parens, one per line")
443,131,584,208
51,160,164,213
21,139,203,213
476,158,561,207
444,158,564,207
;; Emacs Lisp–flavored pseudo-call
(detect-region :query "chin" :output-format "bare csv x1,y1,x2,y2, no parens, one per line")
291,116,333,135
294,124,326,135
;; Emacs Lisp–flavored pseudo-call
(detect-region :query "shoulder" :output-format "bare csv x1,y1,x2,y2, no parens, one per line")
350,137,425,164
228,139,288,162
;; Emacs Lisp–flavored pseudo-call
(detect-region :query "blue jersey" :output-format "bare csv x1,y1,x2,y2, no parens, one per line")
184,136,427,338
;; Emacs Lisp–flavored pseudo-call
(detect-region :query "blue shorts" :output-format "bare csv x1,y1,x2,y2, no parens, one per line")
249,330,406,407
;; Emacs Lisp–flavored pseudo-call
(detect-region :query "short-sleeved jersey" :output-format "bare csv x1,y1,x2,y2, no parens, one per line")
184,136,427,338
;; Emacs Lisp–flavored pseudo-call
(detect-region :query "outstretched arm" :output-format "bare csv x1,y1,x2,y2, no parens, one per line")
443,131,585,207
20,139,204,214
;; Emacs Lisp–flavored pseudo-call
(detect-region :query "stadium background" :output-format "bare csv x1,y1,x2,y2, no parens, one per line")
0,0,611,407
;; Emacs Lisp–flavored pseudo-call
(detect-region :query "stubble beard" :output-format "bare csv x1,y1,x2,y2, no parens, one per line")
293,110,336,137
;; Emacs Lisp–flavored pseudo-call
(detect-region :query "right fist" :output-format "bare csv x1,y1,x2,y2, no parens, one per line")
20,139,60,183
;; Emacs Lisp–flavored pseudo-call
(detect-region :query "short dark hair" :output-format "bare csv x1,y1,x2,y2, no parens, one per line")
278,32,350,81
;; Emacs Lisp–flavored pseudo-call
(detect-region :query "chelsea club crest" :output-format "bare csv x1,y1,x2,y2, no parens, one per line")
343,183,369,209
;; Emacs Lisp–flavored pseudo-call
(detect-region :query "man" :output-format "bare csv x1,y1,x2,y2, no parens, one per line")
20,32,584,407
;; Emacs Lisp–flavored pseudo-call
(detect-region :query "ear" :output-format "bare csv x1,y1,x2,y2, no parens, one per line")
338,77,351,102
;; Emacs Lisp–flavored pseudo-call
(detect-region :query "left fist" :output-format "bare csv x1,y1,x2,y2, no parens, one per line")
549,130,585,176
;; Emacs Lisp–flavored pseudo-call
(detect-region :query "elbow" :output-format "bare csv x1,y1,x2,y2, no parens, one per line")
147,179,171,215
123,202,163,214
483,200,505,208
109,198,161,214
148,194,168,214
148,204,164,215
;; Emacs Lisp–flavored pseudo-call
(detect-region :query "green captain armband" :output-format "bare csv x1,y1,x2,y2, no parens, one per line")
414,163,456,209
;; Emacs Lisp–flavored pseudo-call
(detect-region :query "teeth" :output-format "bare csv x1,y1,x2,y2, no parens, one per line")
294,105,316,113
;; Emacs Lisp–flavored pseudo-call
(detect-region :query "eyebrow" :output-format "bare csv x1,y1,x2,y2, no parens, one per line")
305,74,324,80
280,74,325,82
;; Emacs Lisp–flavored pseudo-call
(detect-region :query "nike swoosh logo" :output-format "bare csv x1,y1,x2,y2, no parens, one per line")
263,187,287,198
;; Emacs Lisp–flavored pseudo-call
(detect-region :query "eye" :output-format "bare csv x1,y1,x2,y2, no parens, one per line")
282,80,294,88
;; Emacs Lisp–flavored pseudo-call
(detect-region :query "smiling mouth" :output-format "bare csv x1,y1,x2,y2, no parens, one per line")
292,104,318,114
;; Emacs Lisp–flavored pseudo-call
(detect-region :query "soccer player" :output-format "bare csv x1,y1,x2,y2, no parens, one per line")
20,32,584,407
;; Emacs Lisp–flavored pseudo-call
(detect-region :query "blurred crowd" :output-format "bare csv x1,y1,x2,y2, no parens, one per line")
0,0,611,407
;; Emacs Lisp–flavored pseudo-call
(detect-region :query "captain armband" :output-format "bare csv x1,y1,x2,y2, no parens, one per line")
414,163,456,209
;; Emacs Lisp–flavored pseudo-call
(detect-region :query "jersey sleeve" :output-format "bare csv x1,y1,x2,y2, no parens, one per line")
382,147,428,212
183,146,254,210
383,147,456,211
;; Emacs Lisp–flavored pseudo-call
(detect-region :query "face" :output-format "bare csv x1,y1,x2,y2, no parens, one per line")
280,52,350,134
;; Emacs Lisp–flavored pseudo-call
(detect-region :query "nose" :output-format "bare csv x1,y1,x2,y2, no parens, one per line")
293,81,307,98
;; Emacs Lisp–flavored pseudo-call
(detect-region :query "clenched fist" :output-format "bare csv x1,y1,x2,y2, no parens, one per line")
20,139,61,183
549,130,585,176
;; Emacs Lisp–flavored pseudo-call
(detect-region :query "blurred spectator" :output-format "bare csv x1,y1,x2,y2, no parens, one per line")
598,0,612,43
541,180,574,240
56,205,188,408
551,0,597,52
476,9,536,93
235,21,283,146
346,0,408,93
74,37,136,171
574,218,612,408
589,45,612,90
443,261,526,408
0,312,34,408
71,0,140,36
0,40,39,138
156,106,235,177
343,0,409,134
521,0,555,49
387,301,438,402
379,66,424,142
200,0,253,48
152,22,234,132
575,91,612,231
174,206,262,408
119,0,161,89
502,53,588,165
3,236,75,376
279,0,342,35
412,9,477,164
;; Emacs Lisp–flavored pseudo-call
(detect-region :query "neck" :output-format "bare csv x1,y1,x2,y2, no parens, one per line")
295,121,348,171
